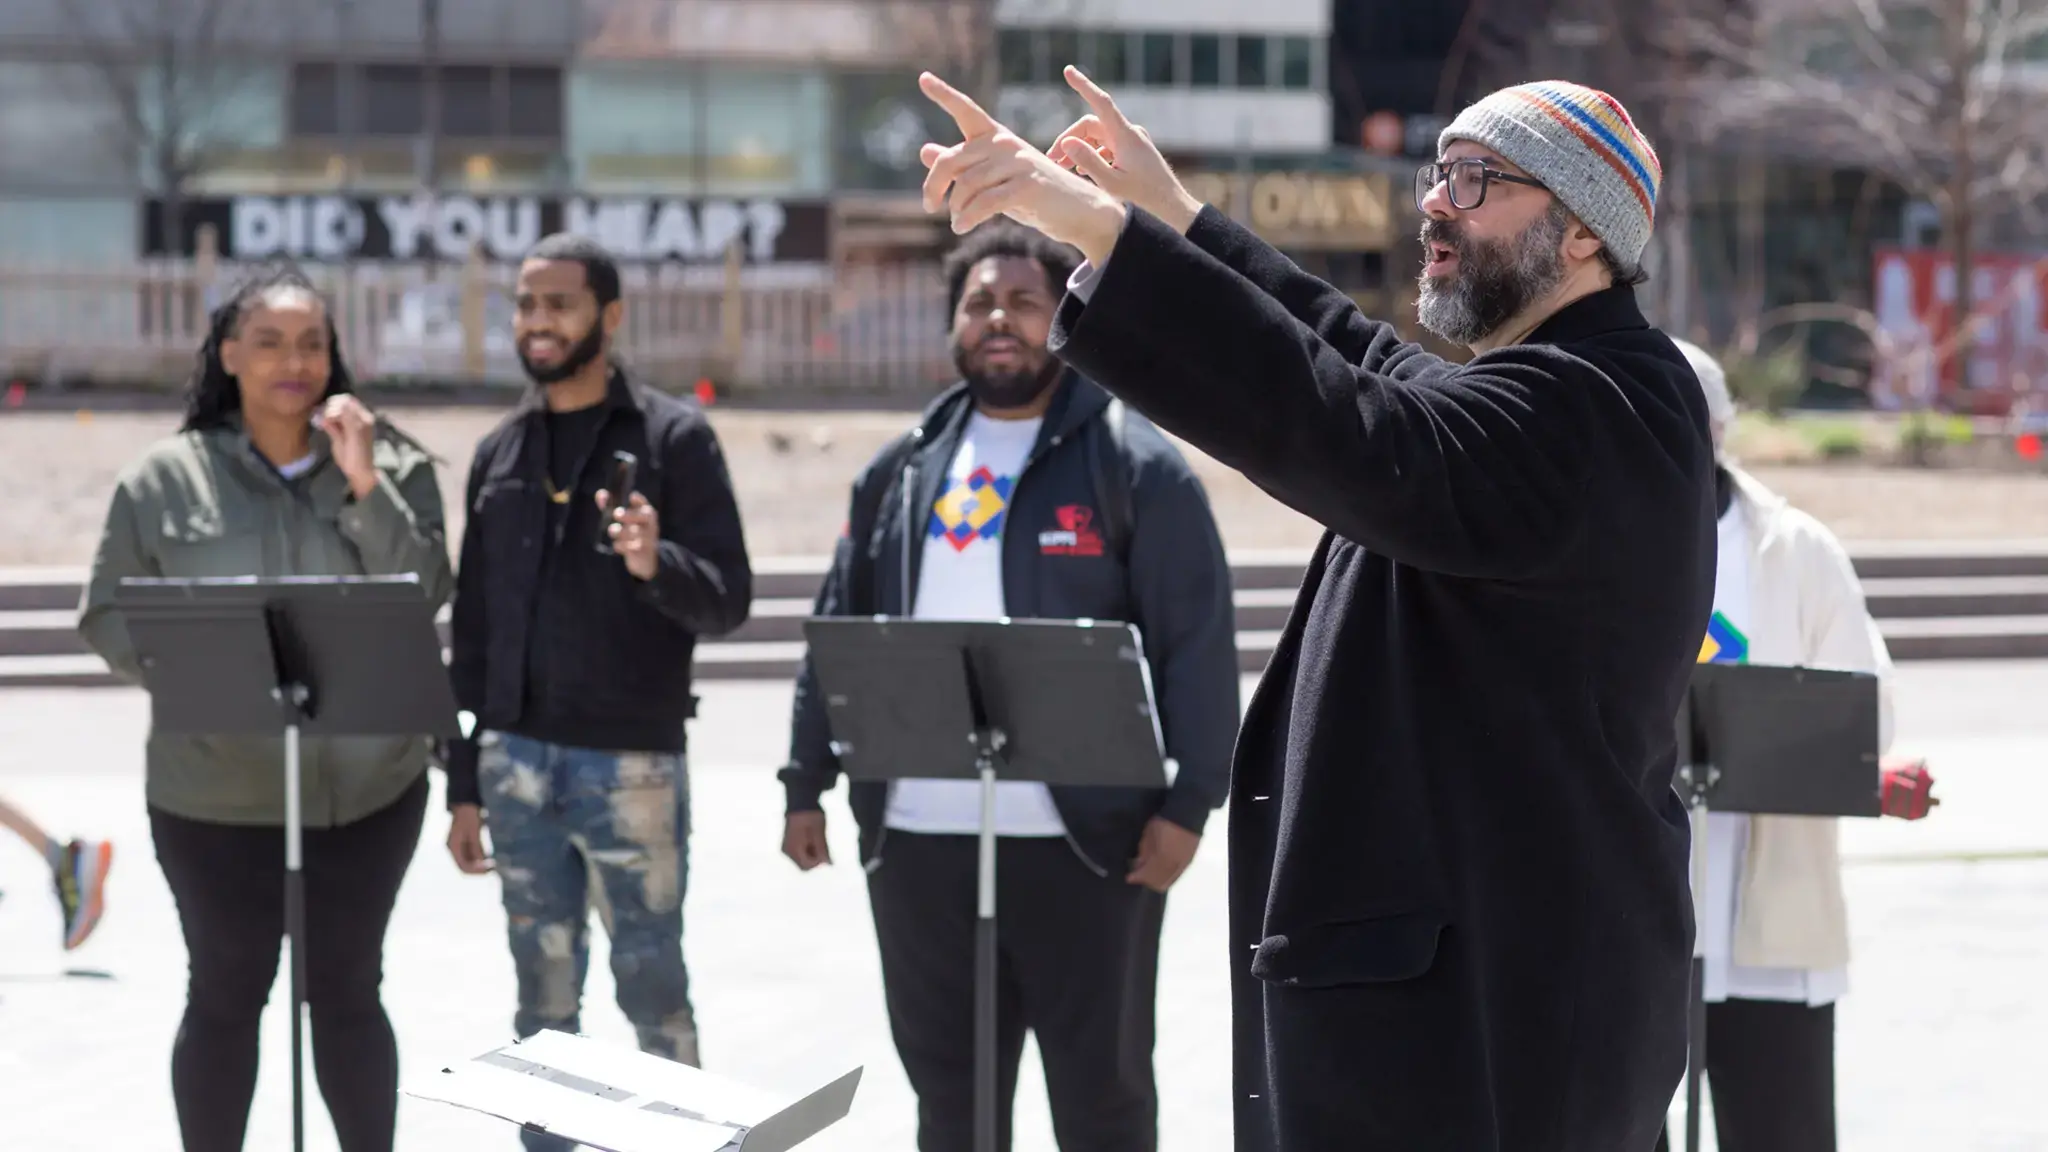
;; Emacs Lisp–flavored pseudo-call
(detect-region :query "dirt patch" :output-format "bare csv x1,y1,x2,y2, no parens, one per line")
3,405,2044,568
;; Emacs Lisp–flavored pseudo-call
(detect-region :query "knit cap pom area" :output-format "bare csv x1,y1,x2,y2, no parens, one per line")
1437,81,1662,272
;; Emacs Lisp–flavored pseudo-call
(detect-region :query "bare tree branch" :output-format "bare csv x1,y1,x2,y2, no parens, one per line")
57,0,266,204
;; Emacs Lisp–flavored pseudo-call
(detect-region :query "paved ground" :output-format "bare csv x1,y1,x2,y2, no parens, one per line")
1,663,2045,1149
7,405,2048,568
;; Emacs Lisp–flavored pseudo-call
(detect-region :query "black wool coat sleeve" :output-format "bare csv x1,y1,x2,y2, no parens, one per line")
1053,205,1598,580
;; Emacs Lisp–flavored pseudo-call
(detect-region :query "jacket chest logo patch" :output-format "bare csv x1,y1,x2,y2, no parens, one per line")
1039,505,1104,557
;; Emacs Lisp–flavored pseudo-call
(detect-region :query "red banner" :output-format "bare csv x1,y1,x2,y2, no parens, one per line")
1872,247,2048,415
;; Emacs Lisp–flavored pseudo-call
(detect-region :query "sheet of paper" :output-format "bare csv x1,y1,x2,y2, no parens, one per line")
510,1029,792,1126
404,1045,742,1152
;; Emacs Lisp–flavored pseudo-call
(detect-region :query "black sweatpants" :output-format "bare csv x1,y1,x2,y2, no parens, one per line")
149,774,428,1152
867,831,1168,1152
1657,999,1837,1152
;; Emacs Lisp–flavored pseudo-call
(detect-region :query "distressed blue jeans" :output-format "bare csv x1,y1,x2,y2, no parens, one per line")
477,731,697,1151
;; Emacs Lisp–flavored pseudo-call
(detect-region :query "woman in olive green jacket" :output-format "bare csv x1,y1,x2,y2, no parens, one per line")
77,264,452,1152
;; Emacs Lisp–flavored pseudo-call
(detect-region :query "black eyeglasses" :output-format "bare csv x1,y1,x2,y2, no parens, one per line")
1414,158,1548,212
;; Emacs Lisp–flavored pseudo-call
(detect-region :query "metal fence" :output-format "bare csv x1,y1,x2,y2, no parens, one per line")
0,250,959,395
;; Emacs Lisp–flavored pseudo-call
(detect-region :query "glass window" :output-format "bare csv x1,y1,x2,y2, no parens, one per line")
700,68,830,195
570,63,829,195
1236,35,1270,88
0,64,133,193
291,63,340,135
1085,32,1129,85
508,67,563,138
999,29,1036,86
1280,37,1314,89
1044,29,1080,83
1190,35,1222,88
362,64,423,136
440,65,496,137
1140,33,1176,85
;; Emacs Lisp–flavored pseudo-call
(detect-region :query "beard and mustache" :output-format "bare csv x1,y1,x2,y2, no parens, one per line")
1416,203,1572,347
952,332,1065,410
518,322,608,386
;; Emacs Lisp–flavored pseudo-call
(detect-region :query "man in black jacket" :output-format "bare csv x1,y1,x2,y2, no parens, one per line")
779,222,1240,1152
443,234,752,1151
913,71,1716,1151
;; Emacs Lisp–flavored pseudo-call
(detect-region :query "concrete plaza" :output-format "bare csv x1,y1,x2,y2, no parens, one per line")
2,663,2044,1151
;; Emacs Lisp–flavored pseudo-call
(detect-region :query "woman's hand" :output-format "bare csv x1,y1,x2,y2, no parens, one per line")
321,394,379,501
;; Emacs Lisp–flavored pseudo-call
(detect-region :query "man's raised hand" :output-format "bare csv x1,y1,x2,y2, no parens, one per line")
1051,66,1204,235
917,71,1128,264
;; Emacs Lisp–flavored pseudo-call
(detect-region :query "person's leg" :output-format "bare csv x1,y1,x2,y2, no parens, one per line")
0,793,55,855
0,793,112,949
149,806,284,1152
867,831,1029,1152
302,774,429,1152
999,839,1165,1152
564,748,700,1065
477,734,591,1152
1704,999,1838,1152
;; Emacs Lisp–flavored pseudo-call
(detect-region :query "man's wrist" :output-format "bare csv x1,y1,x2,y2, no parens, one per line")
1158,191,1202,235
1072,198,1130,266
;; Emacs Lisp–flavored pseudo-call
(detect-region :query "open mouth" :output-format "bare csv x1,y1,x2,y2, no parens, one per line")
521,336,565,362
1424,243,1459,277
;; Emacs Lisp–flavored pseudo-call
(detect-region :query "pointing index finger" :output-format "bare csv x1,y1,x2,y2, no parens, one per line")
920,71,999,139
1063,65,1127,127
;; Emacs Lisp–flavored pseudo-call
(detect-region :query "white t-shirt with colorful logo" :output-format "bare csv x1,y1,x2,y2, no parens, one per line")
882,412,1069,837
1696,498,1850,1006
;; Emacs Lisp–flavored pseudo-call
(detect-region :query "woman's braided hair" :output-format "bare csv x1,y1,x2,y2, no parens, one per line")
179,262,354,433
175,262,443,464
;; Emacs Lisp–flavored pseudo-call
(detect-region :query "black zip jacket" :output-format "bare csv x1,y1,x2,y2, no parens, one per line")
443,367,752,808
1051,205,1715,1152
780,373,1241,876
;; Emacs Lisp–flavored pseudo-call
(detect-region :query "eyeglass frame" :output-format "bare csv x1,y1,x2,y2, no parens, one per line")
1414,158,1549,213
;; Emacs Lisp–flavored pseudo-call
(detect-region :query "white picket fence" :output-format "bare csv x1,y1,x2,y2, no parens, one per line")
0,256,958,393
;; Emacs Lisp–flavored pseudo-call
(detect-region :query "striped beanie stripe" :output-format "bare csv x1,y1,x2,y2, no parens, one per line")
1439,80,1662,271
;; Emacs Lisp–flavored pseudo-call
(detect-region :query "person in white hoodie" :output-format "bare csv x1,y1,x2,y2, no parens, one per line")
1657,340,1940,1152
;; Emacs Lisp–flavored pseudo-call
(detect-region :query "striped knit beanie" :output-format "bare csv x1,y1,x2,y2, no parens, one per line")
1438,80,1662,272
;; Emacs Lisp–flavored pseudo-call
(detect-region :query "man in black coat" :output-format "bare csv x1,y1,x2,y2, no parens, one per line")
913,68,1717,1151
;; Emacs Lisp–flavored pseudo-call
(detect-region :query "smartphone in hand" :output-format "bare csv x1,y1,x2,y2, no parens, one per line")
596,450,638,555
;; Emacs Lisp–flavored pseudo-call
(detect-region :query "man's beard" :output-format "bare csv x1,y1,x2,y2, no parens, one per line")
1416,204,1571,347
953,340,1064,411
519,323,607,386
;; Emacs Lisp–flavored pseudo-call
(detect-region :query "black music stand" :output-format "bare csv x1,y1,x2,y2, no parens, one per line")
114,575,461,1152
1671,661,1882,1152
801,616,1174,1152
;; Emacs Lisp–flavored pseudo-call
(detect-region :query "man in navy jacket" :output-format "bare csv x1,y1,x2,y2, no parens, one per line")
779,222,1241,1152
913,70,1716,1151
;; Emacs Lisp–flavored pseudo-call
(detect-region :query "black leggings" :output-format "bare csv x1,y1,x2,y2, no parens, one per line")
149,774,428,1152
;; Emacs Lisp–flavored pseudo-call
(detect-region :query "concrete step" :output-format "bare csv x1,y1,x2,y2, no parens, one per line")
6,544,2048,614
14,546,2048,686
1861,576,2048,618
1846,540,2048,581
1876,615,2048,661
10,615,2048,689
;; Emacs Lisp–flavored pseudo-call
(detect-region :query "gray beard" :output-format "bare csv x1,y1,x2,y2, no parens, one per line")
1417,205,1571,347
